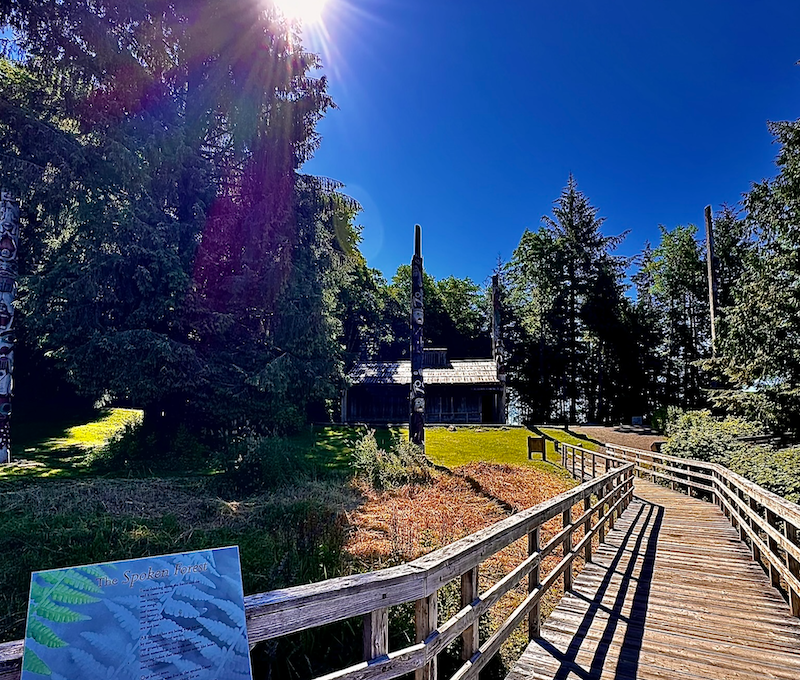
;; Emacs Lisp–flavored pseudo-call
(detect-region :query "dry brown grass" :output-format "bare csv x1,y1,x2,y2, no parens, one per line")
344,462,591,669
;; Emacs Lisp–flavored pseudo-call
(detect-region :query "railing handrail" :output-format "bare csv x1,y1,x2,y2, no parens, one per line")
561,440,800,619
0,464,636,680
602,442,800,525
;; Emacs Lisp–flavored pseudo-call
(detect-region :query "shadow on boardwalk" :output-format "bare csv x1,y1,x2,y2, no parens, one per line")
531,500,663,680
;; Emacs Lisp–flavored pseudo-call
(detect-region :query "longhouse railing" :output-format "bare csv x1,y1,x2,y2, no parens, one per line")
560,440,800,618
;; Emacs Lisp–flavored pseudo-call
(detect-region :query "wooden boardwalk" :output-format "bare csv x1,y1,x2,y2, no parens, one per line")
507,479,800,680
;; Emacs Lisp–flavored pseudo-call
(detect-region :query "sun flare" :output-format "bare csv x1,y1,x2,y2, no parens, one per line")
272,0,328,25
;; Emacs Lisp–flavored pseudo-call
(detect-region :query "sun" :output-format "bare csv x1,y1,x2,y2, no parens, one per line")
272,0,328,25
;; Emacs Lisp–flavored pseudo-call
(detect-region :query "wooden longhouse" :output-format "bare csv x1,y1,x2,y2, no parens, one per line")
342,347,506,425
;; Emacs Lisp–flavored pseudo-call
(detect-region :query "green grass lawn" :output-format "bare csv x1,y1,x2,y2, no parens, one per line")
536,426,602,452
0,408,144,479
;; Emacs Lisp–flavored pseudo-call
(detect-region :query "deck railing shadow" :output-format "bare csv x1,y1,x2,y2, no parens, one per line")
559,441,800,621
527,499,663,680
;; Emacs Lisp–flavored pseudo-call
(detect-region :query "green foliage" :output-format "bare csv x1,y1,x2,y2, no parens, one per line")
89,422,211,474
0,2,359,435
505,175,637,423
662,410,760,464
351,430,433,489
728,446,800,504
211,435,319,495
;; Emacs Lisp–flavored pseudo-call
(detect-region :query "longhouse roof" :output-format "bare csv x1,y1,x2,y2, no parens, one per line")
348,360,501,386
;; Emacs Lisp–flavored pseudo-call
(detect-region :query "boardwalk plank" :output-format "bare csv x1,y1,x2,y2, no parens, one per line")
506,479,800,680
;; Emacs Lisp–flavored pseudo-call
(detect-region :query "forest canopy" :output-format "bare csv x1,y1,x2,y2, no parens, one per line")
0,0,798,440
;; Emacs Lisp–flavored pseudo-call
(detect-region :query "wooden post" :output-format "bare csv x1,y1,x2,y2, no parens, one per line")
410,225,425,450
415,593,438,680
528,527,541,639
0,190,17,465
766,509,781,589
583,496,592,563
580,450,585,481
785,522,800,617
563,508,573,591
599,483,607,544
749,497,762,563
705,205,719,356
363,607,388,660
591,451,596,478
460,568,479,660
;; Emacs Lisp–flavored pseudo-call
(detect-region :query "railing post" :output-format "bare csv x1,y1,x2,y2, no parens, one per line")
599,482,607,544
561,443,565,469
528,526,541,639
580,450,585,481
737,489,747,542
415,593,438,680
785,521,800,617
591,450,596,478
363,607,388,661
748,497,762,563
765,509,782,590
609,479,618,531
563,507,573,591
583,496,592,563
460,568,479,660
571,447,576,478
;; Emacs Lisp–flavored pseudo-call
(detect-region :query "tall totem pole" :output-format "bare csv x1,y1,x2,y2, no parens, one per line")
491,274,507,422
410,224,425,449
0,190,17,464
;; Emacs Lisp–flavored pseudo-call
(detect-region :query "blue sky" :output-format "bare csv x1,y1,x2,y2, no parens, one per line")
300,0,800,285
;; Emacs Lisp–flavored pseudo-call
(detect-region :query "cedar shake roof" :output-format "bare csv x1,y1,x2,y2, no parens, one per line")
348,359,502,386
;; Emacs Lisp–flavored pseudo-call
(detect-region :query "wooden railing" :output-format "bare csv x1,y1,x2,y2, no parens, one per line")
0,464,635,680
559,441,800,618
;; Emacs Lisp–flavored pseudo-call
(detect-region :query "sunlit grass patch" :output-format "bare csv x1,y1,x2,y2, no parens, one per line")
45,408,143,451
537,426,601,452
423,425,563,469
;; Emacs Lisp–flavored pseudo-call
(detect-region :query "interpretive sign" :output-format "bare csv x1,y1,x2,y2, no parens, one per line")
21,546,252,680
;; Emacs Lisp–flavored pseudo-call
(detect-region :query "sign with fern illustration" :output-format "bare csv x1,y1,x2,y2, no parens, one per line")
21,546,252,680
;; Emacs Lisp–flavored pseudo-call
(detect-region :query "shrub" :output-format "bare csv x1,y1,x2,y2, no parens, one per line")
728,446,800,504
212,435,312,495
662,410,760,464
352,430,433,489
90,422,211,474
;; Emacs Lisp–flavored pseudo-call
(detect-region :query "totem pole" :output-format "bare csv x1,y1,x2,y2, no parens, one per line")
0,190,17,464
491,274,507,423
410,224,425,449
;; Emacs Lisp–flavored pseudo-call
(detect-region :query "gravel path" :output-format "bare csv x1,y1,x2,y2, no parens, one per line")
570,425,665,451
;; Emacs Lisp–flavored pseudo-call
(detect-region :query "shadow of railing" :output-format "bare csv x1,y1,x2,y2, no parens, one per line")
529,496,663,680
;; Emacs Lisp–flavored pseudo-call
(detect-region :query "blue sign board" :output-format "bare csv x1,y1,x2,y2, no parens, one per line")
21,546,253,680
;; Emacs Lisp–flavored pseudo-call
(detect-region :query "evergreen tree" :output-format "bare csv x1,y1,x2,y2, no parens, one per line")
715,120,800,433
0,1,352,433
506,176,628,423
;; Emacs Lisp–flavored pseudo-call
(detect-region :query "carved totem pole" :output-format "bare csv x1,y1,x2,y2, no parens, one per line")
491,274,507,422
0,190,17,464
410,224,425,449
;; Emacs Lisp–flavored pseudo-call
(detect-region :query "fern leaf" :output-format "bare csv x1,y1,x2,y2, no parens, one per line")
22,647,51,676
210,597,245,625
104,599,138,636
69,646,110,678
27,618,67,648
80,631,122,658
197,616,240,646
36,599,90,624
78,564,109,580
51,585,100,606
194,634,221,659
175,584,215,602
163,598,200,619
